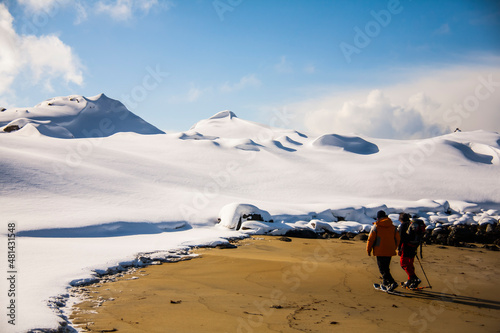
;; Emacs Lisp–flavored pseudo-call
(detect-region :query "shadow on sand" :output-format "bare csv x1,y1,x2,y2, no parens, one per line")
399,288,500,310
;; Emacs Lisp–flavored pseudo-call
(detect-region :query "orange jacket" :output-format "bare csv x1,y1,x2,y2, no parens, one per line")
366,217,400,257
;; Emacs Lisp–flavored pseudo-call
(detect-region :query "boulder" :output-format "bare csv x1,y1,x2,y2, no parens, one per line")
3,124,20,132
218,203,272,230
284,228,318,239
447,225,475,246
353,233,369,241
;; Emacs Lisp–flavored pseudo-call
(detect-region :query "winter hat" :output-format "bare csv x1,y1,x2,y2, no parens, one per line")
377,210,387,219
399,213,410,223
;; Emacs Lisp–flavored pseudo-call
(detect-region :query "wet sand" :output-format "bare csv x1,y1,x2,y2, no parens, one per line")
70,236,500,332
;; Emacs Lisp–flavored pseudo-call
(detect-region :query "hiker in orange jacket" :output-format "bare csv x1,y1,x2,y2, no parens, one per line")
367,210,401,291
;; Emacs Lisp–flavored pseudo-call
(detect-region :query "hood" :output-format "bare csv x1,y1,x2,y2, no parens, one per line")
375,217,394,228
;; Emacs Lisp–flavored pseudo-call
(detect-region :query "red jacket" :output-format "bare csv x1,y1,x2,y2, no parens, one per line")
367,217,400,257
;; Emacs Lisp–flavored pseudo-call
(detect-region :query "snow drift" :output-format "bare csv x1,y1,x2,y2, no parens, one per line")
312,133,379,154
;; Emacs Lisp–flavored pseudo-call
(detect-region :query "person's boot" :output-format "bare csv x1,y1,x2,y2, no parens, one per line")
387,281,398,291
401,280,412,289
409,276,421,289
381,280,389,291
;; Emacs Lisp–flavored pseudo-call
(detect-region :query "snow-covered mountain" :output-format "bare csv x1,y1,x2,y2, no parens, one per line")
1,94,500,332
184,109,309,152
0,93,164,138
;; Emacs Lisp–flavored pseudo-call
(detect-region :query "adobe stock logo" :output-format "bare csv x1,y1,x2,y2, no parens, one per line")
339,0,404,64
213,0,244,21
442,74,500,129
121,65,169,110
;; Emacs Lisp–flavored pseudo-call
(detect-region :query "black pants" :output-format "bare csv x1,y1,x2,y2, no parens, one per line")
377,256,395,285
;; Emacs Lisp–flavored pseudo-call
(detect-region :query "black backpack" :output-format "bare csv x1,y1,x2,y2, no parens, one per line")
407,218,426,258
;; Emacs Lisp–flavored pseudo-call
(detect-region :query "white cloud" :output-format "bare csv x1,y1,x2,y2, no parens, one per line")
17,0,165,24
137,0,159,12
433,23,450,35
21,35,84,89
17,0,89,26
283,63,500,139
187,85,202,102
274,56,293,73
74,1,88,24
300,90,443,139
0,4,21,97
0,3,83,101
17,0,68,13
220,74,261,93
95,0,162,21
304,64,315,74
96,0,133,21
168,83,212,104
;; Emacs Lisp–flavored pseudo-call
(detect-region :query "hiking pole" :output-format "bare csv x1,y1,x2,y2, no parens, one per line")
416,255,432,289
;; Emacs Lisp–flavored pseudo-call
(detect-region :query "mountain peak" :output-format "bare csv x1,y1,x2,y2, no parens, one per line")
209,110,237,120
86,93,109,102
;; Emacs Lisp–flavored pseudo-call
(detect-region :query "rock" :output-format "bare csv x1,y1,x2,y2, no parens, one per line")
435,233,448,245
346,232,357,239
353,233,369,241
277,236,292,242
475,229,488,244
215,243,237,249
284,228,318,239
447,225,475,246
320,232,331,239
482,244,499,251
431,228,443,237
339,234,350,240
423,230,433,244
218,203,272,230
429,226,451,244
3,124,20,133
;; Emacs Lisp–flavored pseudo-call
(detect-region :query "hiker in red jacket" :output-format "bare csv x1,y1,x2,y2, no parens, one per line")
398,213,423,289
367,210,400,291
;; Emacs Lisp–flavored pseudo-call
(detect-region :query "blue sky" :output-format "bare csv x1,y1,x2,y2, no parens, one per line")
1,0,499,138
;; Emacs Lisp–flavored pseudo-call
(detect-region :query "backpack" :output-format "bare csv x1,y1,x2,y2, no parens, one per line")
407,218,426,258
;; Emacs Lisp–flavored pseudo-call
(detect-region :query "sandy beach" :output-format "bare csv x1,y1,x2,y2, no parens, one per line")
70,236,500,333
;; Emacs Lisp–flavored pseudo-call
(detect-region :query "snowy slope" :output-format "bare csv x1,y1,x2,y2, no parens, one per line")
0,94,500,332
3,123,498,232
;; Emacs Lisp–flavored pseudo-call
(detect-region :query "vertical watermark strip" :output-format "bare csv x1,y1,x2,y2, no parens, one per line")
6,221,17,326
